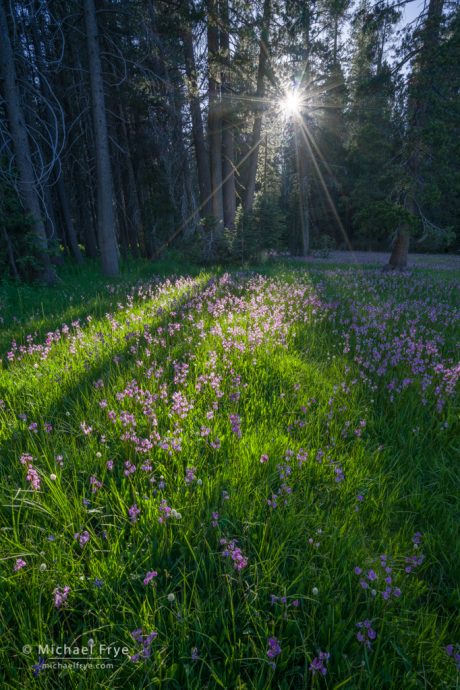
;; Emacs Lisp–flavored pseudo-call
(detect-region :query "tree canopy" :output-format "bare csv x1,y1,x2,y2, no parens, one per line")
0,0,459,281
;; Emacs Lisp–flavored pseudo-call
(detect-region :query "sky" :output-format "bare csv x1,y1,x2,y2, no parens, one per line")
400,0,427,28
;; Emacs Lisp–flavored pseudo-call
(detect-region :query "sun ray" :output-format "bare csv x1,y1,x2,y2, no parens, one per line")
295,118,355,255
153,128,269,257
280,90,302,117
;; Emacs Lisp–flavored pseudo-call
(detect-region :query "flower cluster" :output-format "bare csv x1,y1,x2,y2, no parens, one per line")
89,476,103,493
445,644,460,671
270,594,300,608
267,637,281,660
309,651,330,676
404,553,425,573
354,554,402,600
74,531,90,547
356,620,377,649
54,586,71,608
32,657,46,678
220,539,248,571
124,461,136,477
128,504,140,523
185,466,197,486
19,453,41,491
130,627,158,662
229,414,242,438
143,570,158,586
267,482,292,509
211,512,219,528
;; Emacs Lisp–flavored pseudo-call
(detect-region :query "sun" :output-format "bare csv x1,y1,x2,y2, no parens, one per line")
280,90,302,117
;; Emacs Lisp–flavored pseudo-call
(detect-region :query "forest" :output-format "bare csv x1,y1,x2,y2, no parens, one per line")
0,0,459,281
0,1,459,689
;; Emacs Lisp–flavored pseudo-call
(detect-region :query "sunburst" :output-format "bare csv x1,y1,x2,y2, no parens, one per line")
279,89,302,117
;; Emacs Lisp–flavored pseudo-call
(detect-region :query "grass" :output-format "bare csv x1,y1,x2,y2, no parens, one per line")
0,259,458,689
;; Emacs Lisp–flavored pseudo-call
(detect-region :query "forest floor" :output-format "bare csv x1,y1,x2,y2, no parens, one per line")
293,250,460,270
0,258,459,689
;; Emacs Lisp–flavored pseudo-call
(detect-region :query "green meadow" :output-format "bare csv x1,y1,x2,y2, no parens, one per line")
0,260,458,689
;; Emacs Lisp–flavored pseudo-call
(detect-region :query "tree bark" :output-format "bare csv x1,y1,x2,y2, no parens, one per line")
80,190,99,259
207,0,224,233
83,0,119,276
0,2,56,284
220,0,236,230
103,37,143,258
299,167,310,257
148,3,198,239
333,17,338,65
1,223,20,280
119,111,142,256
243,0,271,214
387,0,444,269
182,25,213,219
296,124,310,256
388,226,410,269
66,39,99,260
56,173,83,263
112,159,130,257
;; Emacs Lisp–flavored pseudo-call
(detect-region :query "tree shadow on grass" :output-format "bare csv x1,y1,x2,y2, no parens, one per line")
0,276,211,465
0,259,206,357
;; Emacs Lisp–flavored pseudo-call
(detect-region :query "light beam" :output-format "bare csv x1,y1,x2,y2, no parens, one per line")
280,90,302,117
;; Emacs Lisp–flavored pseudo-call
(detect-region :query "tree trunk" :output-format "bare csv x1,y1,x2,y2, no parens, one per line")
182,26,212,219
82,205,99,259
220,0,236,230
43,184,57,244
56,173,83,263
1,223,20,280
112,160,130,257
0,2,56,284
386,0,444,270
66,40,99,260
296,125,310,256
243,0,271,214
388,227,410,269
120,111,142,256
77,148,100,260
79,114,100,259
83,0,119,276
299,176,310,256
103,38,143,258
147,3,198,240
333,17,338,65
207,0,225,234
28,3,64,267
